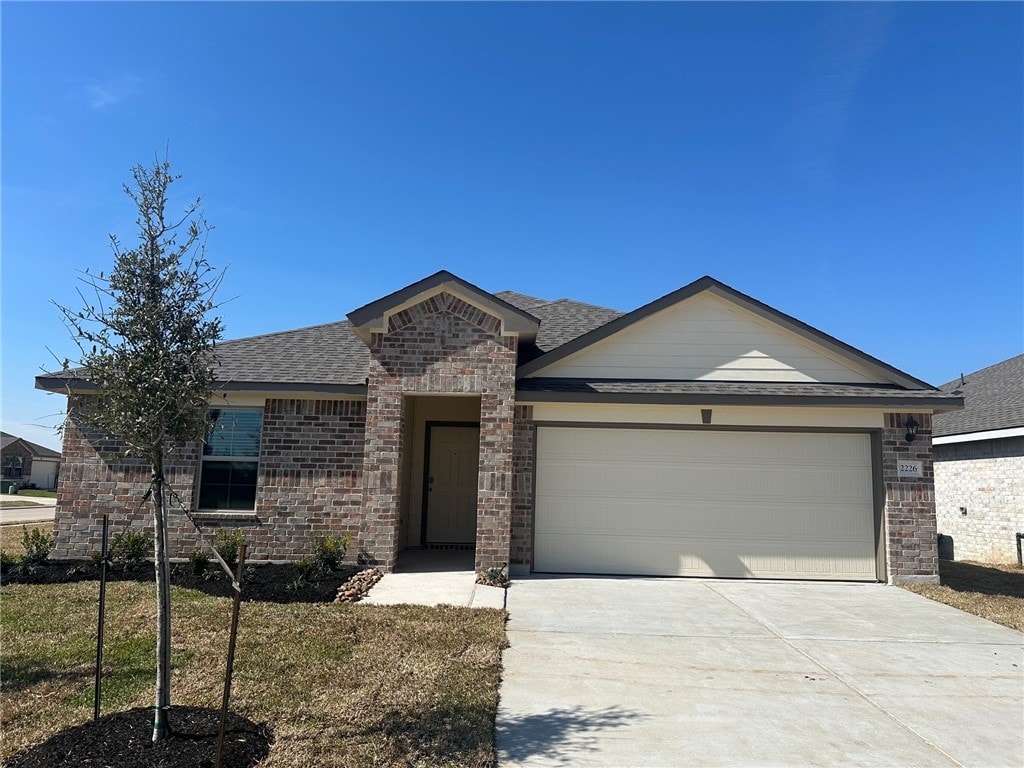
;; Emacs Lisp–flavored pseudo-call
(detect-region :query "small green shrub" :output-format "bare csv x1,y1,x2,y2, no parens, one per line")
293,556,322,583
21,527,54,566
213,528,244,569
108,528,153,569
188,549,210,575
313,533,350,572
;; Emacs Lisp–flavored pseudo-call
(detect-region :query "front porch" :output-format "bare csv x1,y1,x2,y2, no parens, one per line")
351,279,528,573
362,546,505,608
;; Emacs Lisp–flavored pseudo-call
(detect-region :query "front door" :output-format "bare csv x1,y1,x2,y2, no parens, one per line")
425,425,480,544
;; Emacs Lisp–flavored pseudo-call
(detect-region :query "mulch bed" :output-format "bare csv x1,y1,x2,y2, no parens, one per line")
4,706,272,768
0,560,361,604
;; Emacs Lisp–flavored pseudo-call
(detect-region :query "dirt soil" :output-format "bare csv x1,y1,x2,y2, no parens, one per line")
3,706,271,768
901,559,1024,632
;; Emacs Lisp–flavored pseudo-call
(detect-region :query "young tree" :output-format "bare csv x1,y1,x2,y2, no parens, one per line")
57,158,223,742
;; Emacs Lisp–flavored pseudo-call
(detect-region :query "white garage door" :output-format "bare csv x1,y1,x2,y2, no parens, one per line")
534,427,878,581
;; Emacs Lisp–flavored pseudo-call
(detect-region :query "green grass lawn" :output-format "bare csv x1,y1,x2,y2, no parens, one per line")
0,500,48,509
14,489,58,499
1,580,506,766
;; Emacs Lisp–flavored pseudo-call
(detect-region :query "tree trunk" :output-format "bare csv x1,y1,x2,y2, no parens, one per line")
151,456,172,743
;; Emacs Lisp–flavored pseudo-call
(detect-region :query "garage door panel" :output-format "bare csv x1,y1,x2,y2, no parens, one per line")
536,532,878,579
536,498,874,540
534,427,877,581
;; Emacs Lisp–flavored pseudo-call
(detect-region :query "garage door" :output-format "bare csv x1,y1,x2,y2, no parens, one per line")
534,427,878,581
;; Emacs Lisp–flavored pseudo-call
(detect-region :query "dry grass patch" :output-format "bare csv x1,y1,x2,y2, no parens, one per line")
1,581,506,767
900,560,1024,632
1,524,50,553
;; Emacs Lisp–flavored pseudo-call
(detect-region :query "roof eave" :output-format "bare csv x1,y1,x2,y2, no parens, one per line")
515,389,965,410
35,375,97,394
36,376,369,398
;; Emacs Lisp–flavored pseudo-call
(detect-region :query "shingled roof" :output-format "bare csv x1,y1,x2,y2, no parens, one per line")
933,354,1024,437
212,320,369,390
1,432,60,458
493,291,624,355
35,276,961,412
37,288,623,393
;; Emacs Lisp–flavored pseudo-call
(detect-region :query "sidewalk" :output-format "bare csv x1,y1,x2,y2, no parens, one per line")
0,495,57,525
363,549,506,609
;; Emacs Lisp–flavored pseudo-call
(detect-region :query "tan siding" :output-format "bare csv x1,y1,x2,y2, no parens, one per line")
531,403,886,428
531,294,885,383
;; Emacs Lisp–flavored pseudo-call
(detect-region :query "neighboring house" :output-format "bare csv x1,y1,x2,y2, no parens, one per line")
1,431,61,490
37,272,961,583
933,355,1024,564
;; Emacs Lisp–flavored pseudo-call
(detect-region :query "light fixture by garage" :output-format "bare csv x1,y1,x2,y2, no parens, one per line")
904,416,919,443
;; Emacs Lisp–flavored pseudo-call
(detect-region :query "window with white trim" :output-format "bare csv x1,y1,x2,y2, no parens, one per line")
198,408,263,511
3,456,24,479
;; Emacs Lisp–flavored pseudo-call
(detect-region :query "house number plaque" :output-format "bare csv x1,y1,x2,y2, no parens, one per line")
897,459,923,478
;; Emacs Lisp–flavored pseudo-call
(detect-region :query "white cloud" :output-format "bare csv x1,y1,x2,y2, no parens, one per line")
786,6,894,193
84,73,142,110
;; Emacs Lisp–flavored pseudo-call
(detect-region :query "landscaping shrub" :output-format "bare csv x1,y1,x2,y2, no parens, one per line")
292,556,322,583
188,549,210,575
21,527,54,566
108,528,153,569
313,533,350,572
213,528,243,569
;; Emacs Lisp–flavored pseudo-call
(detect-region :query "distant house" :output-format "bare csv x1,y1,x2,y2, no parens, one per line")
933,355,1024,563
0,432,61,490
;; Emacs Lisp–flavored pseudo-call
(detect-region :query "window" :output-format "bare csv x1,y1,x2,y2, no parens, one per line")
3,457,24,479
198,408,263,511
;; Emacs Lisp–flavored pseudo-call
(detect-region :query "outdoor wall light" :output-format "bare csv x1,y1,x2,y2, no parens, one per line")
904,416,919,443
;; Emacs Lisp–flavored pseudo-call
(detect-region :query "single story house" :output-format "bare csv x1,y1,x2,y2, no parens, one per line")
1,431,60,490
37,272,962,583
933,354,1023,563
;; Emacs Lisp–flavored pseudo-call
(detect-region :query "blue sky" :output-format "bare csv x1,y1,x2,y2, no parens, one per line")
3,2,1021,451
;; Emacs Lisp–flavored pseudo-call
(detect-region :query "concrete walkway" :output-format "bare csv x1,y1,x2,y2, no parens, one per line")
497,577,1023,767
363,549,506,609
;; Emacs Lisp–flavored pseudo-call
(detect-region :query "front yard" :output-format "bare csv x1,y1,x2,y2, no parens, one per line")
1,568,506,766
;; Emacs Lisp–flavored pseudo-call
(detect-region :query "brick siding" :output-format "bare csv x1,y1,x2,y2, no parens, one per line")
52,396,201,560
249,398,365,560
882,412,940,583
53,395,366,563
362,291,517,572
934,437,1024,563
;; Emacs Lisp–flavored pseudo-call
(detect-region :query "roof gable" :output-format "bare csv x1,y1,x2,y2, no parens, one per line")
346,270,540,344
518,276,932,389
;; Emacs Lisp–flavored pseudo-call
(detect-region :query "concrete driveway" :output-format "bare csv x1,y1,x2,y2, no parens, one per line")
497,577,1023,767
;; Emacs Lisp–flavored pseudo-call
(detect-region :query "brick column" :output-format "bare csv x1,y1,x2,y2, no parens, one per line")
360,379,405,570
883,412,939,584
475,390,515,572
510,405,535,574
